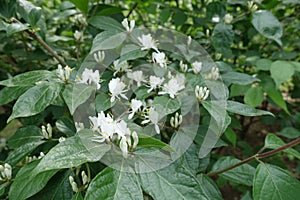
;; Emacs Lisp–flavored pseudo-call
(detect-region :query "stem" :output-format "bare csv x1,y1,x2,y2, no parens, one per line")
126,3,138,18
206,137,300,177
11,18,68,67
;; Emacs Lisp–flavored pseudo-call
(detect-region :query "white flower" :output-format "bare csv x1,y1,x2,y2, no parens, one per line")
191,61,202,74
195,85,210,101
138,34,158,52
142,107,160,134
94,51,105,64
248,1,258,12
206,67,220,80
41,124,52,139
115,120,131,139
212,15,220,23
121,18,135,32
81,171,89,185
119,136,128,158
113,59,131,76
131,131,138,149
127,71,144,87
159,74,185,98
0,163,12,180
147,76,165,93
74,30,83,41
69,176,79,193
128,99,143,119
152,52,167,67
59,137,66,143
170,112,183,128
75,122,84,132
180,61,188,72
78,68,101,89
109,78,128,102
224,13,233,24
57,65,72,82
187,36,192,46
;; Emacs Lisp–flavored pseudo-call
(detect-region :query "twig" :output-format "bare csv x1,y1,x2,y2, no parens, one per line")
126,3,138,18
206,137,300,177
11,18,68,67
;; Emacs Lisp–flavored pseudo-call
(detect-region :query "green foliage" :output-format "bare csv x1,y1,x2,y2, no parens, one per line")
0,0,299,199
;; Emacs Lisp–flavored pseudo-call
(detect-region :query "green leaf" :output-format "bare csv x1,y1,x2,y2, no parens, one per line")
88,16,124,32
7,125,43,149
226,100,274,117
259,75,289,114
8,160,58,200
244,86,264,107
72,193,84,200
264,133,300,160
138,133,175,152
0,86,31,106
62,83,95,115
160,8,171,23
55,117,76,137
91,31,127,51
119,44,148,63
8,83,62,122
28,170,73,200
230,84,251,98
278,127,300,139
211,24,234,57
85,167,143,200
224,128,237,147
28,7,42,26
69,0,88,15
253,163,300,200
173,10,187,26
221,72,260,85
196,175,223,200
95,92,114,112
35,130,111,173
5,140,45,166
153,96,181,117
0,70,55,87
256,58,272,71
252,10,283,46
270,61,295,88
6,22,28,35
139,161,221,200
212,156,255,186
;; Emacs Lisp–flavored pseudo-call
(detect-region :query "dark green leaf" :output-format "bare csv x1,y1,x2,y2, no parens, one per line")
0,70,55,87
0,86,31,106
69,0,88,15
212,156,255,186
173,10,187,26
226,100,274,116
5,140,45,166
55,117,76,137
278,127,300,139
244,86,264,107
211,24,234,57
85,167,143,200
256,58,272,71
28,170,73,200
224,128,237,147
252,10,283,46
253,163,300,200
138,133,175,152
88,16,123,32
8,160,58,200
8,83,62,122
28,7,41,26
7,125,43,149
62,83,95,115
35,130,111,173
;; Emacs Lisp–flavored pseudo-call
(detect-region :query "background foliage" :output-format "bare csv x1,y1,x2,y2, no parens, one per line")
0,0,300,199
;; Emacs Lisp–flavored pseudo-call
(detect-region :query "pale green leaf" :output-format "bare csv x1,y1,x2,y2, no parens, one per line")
270,61,295,88
226,100,274,117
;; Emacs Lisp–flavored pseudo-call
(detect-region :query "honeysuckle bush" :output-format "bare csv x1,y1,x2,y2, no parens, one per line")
0,0,300,199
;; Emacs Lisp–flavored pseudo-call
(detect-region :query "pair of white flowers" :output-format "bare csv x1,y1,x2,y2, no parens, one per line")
0,163,12,181
89,111,138,158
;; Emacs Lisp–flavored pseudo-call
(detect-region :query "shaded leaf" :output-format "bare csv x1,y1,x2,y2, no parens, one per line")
69,0,88,15
88,16,123,32
244,86,264,107
226,100,274,117
222,71,260,85
270,61,295,88
0,86,31,106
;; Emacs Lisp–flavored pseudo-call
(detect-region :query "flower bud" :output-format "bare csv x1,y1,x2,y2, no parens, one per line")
195,85,210,102
81,171,89,185
94,51,105,64
132,131,138,149
46,123,52,139
120,136,128,158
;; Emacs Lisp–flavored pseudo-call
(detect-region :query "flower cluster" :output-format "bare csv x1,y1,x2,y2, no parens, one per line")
78,68,101,89
57,64,72,82
89,111,138,158
42,123,52,139
0,163,12,181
